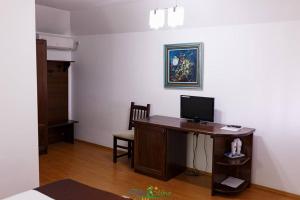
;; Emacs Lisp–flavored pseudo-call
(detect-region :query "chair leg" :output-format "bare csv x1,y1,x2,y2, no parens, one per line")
113,137,117,163
131,142,134,168
128,141,132,159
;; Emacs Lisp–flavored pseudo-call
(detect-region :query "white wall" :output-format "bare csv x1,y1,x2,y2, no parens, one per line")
36,4,71,35
0,0,39,198
72,20,300,195
35,4,72,61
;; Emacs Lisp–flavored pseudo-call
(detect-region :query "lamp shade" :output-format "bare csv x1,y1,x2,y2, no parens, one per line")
167,6,184,28
149,9,165,29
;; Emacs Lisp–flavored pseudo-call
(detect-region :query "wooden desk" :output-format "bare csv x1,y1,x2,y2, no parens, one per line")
134,115,255,195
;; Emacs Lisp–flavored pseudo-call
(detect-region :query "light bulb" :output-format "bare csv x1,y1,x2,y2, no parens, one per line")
168,6,184,28
149,9,165,30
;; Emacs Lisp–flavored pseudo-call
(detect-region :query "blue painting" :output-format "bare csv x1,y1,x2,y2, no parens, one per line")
164,43,203,88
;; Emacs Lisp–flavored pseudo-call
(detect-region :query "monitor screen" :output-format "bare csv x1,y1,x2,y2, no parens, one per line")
180,95,215,122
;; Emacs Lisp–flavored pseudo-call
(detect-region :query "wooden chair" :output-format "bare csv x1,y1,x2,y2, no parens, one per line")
113,102,150,168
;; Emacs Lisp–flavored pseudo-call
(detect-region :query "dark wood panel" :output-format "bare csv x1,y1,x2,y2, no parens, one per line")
134,125,188,181
47,61,69,123
166,129,187,179
134,124,166,179
48,124,75,144
36,40,48,124
36,39,48,154
38,124,48,154
48,120,78,128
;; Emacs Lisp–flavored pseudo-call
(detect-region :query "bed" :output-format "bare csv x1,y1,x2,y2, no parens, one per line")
4,179,131,200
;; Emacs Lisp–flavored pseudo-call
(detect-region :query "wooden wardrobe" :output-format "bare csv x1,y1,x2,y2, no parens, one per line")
36,39,77,154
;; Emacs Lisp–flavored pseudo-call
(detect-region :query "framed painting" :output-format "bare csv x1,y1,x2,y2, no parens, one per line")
164,43,203,89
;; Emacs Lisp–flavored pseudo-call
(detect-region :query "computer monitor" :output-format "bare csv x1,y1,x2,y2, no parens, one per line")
180,95,215,122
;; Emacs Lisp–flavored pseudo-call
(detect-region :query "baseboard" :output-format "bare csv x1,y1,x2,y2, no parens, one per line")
186,168,300,198
74,139,300,198
75,139,112,152
251,184,300,199
185,167,212,177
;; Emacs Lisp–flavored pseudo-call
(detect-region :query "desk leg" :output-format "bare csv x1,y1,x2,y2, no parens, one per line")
211,137,215,195
211,136,226,195
131,142,134,168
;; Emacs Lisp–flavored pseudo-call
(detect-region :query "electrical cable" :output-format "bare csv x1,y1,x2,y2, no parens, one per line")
192,133,198,169
203,135,208,171
185,133,200,176
192,133,201,176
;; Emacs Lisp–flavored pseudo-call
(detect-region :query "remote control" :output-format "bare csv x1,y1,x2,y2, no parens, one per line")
227,125,242,128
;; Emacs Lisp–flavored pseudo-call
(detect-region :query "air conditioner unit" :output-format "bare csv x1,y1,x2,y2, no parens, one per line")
36,33,78,51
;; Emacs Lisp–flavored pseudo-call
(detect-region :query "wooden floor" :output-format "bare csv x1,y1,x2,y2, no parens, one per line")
40,141,299,200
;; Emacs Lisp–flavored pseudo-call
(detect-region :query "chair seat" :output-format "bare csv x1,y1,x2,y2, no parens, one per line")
113,130,134,140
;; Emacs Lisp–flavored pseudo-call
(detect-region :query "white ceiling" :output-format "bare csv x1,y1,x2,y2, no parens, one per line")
35,0,300,35
70,0,300,35
35,0,137,11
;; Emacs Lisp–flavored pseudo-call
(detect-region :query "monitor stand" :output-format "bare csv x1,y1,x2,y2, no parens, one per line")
187,119,208,125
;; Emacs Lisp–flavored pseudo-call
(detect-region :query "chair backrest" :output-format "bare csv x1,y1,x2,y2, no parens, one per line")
128,102,150,130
